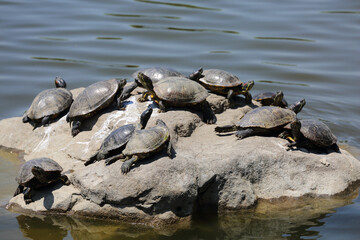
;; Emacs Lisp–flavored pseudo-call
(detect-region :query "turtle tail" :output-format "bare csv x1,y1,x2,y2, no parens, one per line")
215,125,238,133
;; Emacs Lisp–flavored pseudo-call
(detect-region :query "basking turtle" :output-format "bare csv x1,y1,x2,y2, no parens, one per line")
215,99,306,139
13,158,70,204
105,119,173,174
137,72,217,124
23,77,73,129
253,91,288,107
197,69,254,104
284,119,340,153
84,106,153,166
66,78,126,137
122,67,204,100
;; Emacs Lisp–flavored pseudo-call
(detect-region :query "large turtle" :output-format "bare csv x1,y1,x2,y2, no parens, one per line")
196,69,254,104
66,78,126,137
23,77,73,129
84,106,153,166
215,99,306,139
283,119,340,153
104,119,173,174
137,72,217,124
253,91,288,107
122,67,204,100
13,158,70,204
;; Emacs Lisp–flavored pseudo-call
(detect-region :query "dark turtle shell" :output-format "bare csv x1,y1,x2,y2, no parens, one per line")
153,77,209,105
199,69,242,91
132,67,184,84
287,119,337,147
26,88,73,121
123,120,170,155
238,106,296,129
253,92,288,107
16,158,63,185
98,124,136,155
68,79,120,119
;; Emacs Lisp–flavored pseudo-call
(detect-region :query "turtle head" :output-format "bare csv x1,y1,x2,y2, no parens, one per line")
155,119,166,127
137,72,154,91
188,67,204,81
243,80,254,92
140,106,153,129
290,98,306,114
273,91,284,106
55,77,67,88
31,166,48,183
117,78,127,89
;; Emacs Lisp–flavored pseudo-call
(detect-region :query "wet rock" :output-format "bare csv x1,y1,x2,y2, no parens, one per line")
2,87,360,226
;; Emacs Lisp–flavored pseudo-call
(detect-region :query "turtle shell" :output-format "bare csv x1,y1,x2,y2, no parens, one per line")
238,106,296,129
297,119,337,147
253,92,288,107
200,69,243,88
68,79,119,119
99,124,136,153
123,123,170,156
26,88,73,120
16,158,63,185
132,67,184,84
154,77,209,105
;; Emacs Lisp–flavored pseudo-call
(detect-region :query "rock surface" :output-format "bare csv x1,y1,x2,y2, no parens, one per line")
2,87,360,226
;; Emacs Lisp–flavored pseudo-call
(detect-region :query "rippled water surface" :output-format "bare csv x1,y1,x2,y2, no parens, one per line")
1,0,360,239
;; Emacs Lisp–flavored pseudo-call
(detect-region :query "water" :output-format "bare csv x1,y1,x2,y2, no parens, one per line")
0,0,359,239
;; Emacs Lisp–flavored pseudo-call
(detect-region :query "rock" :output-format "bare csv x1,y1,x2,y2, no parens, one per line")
2,88,360,227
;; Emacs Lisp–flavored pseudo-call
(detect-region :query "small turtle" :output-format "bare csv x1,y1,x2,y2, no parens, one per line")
105,119,173,174
122,67,204,100
284,119,340,153
13,158,70,204
23,77,73,129
215,99,306,139
253,91,288,107
84,106,153,166
66,78,126,137
197,69,254,104
137,72,217,124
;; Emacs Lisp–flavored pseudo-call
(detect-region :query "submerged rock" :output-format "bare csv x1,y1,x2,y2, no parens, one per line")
1,87,360,226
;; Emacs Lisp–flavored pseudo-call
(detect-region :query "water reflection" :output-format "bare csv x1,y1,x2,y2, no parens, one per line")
321,11,360,14
105,13,180,19
255,36,315,42
135,0,220,11
257,80,309,86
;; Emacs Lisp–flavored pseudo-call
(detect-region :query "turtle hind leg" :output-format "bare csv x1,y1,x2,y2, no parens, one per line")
121,155,139,174
235,128,255,139
13,185,24,197
23,188,33,204
22,115,30,123
41,115,51,127
84,153,99,166
60,175,70,185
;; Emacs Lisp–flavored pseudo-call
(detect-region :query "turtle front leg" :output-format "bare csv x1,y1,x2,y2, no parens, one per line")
120,82,138,101
104,153,125,165
167,141,174,159
121,155,139,174
22,115,30,123
138,91,151,102
157,100,166,113
226,89,236,107
23,188,33,204
244,92,252,104
41,115,51,127
200,101,217,124
235,128,254,139
13,185,24,197
71,120,81,137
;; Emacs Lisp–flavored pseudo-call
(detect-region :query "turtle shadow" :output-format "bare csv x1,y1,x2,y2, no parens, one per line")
27,109,70,130
128,149,175,173
229,95,258,109
31,181,65,210
287,147,339,155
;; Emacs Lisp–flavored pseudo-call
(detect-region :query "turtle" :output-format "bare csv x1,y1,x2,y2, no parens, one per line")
196,69,254,104
22,77,73,129
104,119,173,174
253,91,288,107
84,106,153,166
66,78,127,137
282,119,340,153
137,72,217,124
122,67,204,100
215,99,306,139
13,158,70,204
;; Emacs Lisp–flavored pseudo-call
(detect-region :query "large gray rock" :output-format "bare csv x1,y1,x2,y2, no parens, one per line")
2,87,360,227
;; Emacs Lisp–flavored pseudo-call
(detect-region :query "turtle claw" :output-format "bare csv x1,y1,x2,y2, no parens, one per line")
121,163,131,174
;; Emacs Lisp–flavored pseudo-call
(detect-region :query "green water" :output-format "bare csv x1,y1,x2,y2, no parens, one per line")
1,0,360,239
